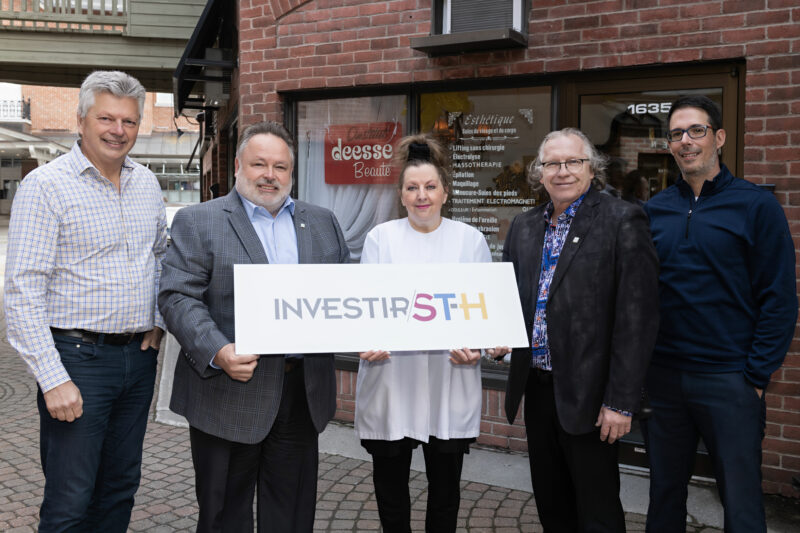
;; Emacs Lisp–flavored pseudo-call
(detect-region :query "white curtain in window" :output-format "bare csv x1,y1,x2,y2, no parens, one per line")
297,96,407,260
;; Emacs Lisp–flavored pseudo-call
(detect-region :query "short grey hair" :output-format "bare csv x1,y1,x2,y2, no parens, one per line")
528,127,608,190
236,121,295,167
78,71,146,119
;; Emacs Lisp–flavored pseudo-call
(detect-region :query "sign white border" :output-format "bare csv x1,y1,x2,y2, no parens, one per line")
234,263,528,354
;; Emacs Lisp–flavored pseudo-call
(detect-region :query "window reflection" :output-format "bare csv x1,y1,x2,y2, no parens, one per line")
296,95,408,261
421,87,551,260
580,89,723,203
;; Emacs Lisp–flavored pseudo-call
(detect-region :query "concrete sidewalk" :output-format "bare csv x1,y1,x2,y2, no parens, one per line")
1,211,798,531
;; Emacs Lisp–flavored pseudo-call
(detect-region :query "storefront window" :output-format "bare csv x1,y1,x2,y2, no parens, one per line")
580,89,723,204
420,86,551,260
158,174,200,203
296,95,408,260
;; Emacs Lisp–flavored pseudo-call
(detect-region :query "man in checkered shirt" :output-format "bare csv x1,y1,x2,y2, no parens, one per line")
4,71,166,533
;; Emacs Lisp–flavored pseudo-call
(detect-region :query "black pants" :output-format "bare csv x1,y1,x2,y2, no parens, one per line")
524,369,626,532
368,438,467,533
642,367,766,533
189,364,318,533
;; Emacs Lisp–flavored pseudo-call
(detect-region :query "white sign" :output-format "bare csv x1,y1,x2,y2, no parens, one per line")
234,263,528,355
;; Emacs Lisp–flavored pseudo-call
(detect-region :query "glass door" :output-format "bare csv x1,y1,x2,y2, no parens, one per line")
564,64,743,476
580,89,722,204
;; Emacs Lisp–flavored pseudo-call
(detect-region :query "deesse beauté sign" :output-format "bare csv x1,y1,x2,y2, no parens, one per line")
323,122,402,185
234,263,528,354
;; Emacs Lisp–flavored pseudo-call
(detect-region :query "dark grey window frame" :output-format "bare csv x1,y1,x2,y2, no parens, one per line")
410,0,529,56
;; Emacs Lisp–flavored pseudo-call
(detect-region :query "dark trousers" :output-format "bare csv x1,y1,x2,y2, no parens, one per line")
524,369,626,533
190,363,319,533
37,335,157,533
370,440,465,533
642,367,766,533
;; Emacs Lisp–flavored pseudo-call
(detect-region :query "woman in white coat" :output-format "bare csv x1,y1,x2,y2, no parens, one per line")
355,134,493,533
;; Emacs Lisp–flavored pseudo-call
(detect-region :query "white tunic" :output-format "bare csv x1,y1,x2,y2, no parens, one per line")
355,217,492,442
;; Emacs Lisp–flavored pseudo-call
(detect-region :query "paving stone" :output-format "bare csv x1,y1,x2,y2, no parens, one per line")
470,507,495,518
333,508,358,519
356,518,381,530
475,497,501,509
339,500,362,510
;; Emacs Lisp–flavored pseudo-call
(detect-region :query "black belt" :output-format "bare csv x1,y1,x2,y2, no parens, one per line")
50,328,144,346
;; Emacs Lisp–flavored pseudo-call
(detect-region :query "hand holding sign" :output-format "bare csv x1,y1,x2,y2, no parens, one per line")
215,343,258,382
359,350,391,362
449,347,481,365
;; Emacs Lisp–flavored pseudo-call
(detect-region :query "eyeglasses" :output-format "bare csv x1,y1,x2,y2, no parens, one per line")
666,124,713,143
540,158,589,175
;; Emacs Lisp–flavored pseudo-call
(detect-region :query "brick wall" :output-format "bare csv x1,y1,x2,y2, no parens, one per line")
200,126,232,202
23,85,79,133
21,85,198,136
335,369,356,423
238,0,800,497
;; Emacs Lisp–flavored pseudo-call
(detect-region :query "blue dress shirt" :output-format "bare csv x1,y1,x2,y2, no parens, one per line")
238,193,299,265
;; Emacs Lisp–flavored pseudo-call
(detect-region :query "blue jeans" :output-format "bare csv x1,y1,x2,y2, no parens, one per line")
37,334,157,533
642,367,766,533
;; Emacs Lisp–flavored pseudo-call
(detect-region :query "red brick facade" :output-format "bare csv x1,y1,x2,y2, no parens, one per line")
231,0,800,497
21,86,197,136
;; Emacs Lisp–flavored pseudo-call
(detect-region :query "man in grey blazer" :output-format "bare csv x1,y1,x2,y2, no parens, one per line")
159,121,350,533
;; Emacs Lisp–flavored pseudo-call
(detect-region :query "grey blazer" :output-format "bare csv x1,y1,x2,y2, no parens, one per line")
158,190,350,444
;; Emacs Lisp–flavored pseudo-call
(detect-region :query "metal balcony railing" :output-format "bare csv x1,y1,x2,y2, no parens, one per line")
0,0,127,34
0,99,32,121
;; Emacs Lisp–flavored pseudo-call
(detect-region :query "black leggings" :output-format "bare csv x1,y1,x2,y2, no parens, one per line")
366,437,469,533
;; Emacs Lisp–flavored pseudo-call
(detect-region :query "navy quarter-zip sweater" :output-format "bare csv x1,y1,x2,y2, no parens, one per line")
644,164,797,389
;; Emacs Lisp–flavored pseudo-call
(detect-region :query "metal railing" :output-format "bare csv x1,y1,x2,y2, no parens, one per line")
0,0,127,33
0,99,32,121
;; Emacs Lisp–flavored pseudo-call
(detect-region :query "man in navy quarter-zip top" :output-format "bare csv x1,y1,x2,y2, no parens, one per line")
642,95,797,533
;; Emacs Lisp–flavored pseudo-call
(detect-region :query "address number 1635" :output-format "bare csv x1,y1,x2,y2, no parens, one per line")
627,102,672,115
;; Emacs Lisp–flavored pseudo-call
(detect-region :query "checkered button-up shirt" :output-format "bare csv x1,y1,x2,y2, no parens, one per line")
4,142,167,392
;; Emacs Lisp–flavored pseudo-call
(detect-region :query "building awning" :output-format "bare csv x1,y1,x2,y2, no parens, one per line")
0,125,69,162
173,0,235,115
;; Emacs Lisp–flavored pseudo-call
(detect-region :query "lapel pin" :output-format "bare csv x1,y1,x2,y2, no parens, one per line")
300,223,306,228
572,237,580,243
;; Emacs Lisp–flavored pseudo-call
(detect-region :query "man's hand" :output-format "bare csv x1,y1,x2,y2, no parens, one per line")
43,381,83,422
215,343,259,382
141,327,164,351
449,347,481,365
595,406,631,444
359,350,391,362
